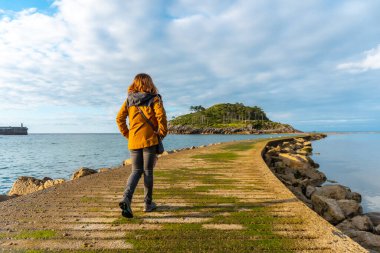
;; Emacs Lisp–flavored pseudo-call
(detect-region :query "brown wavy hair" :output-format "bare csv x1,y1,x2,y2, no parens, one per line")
128,73,158,94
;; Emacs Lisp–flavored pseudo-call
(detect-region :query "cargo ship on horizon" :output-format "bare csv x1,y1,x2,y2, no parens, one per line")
0,123,28,135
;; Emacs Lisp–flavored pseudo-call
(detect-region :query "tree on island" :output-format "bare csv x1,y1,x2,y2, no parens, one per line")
190,105,205,112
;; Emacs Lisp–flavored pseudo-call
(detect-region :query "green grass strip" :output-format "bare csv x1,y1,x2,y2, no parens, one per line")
192,152,239,162
14,230,57,239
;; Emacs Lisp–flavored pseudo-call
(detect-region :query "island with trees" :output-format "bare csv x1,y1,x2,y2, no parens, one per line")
168,103,301,134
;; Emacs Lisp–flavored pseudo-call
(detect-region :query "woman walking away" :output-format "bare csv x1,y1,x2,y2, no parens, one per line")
116,73,167,218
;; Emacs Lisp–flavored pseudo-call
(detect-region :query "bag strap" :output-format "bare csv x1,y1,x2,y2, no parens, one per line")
136,106,160,136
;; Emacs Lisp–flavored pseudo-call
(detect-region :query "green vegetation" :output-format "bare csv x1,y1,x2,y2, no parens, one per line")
189,105,205,112
155,166,236,185
80,196,100,203
223,141,257,151
191,152,240,162
86,207,101,212
15,230,57,239
171,103,289,129
112,216,144,225
120,141,299,252
123,201,296,252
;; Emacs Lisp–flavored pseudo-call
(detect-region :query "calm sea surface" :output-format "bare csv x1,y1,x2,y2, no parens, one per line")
0,133,295,194
312,133,380,212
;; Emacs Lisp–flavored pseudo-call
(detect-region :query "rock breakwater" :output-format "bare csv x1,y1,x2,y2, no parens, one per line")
263,134,380,252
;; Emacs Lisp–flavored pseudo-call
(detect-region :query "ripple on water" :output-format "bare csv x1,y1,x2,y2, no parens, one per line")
364,195,380,211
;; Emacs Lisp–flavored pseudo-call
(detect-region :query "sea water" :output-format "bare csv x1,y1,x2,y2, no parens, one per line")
312,132,380,212
0,133,294,194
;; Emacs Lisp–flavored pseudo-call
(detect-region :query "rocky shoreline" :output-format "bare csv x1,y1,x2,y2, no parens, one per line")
168,124,301,134
0,167,112,199
263,134,380,252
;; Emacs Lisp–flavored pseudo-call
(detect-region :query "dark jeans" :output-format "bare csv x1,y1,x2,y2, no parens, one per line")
123,145,157,204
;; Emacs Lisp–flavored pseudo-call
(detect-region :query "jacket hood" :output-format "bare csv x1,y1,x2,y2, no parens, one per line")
127,92,157,107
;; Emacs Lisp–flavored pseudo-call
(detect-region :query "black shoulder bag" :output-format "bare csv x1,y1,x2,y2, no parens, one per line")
136,106,165,154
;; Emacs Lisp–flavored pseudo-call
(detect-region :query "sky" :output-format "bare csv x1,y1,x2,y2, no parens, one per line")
0,0,379,133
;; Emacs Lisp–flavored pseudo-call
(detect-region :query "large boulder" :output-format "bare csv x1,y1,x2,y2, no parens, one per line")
345,230,380,251
351,215,374,231
337,216,373,232
274,153,326,187
312,185,361,202
278,153,311,170
348,192,362,203
264,154,273,164
375,225,380,235
305,185,316,198
336,199,362,218
313,185,348,200
71,167,97,180
8,176,65,196
295,142,304,149
299,169,327,187
303,141,312,146
280,174,299,186
43,178,65,188
296,150,309,156
366,212,380,227
8,176,43,195
310,134,327,140
311,194,345,224
123,159,132,166
336,218,353,232
300,146,313,154
98,168,111,173
305,156,318,168
284,166,326,187
266,146,281,156
280,147,294,154
295,138,305,143
288,186,312,207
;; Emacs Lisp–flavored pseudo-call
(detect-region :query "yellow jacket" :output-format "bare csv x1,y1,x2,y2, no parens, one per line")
116,94,167,150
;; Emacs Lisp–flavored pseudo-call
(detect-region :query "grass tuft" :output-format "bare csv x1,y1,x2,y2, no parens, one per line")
0,232,8,239
15,230,57,239
192,152,239,162
80,196,100,203
112,216,143,225
223,142,256,151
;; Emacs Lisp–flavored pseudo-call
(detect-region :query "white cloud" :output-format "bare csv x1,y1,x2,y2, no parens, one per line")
337,44,380,72
1,1,380,132
296,118,374,124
